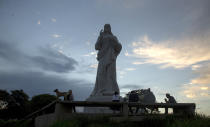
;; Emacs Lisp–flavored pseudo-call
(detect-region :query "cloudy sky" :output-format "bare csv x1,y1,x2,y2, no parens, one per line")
0,0,210,115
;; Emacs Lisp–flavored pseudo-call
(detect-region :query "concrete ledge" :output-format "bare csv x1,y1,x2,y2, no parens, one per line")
35,113,55,127
34,101,196,127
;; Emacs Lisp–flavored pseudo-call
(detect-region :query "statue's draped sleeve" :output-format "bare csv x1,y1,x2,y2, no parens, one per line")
113,36,122,56
95,36,102,50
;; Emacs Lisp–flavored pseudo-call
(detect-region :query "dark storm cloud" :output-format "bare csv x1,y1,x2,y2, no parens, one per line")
0,41,78,73
0,41,91,99
0,40,24,63
0,70,92,100
31,47,78,73
181,0,210,34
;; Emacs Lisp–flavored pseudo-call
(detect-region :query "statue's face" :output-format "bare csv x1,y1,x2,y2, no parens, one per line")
104,24,111,33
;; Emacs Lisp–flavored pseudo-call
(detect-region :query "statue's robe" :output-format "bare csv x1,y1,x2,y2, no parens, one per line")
91,34,122,96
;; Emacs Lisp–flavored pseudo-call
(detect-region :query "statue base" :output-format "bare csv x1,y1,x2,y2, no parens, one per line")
84,95,119,113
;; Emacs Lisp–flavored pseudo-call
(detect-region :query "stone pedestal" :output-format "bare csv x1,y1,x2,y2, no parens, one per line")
84,95,113,113
84,95,123,113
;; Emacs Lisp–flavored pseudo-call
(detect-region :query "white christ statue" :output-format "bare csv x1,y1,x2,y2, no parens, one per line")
90,24,122,96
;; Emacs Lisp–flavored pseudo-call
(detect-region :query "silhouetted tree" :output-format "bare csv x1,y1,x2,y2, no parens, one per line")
0,89,30,119
0,90,56,119
30,94,56,114
0,90,10,109
11,90,29,104
10,90,30,118
0,90,10,100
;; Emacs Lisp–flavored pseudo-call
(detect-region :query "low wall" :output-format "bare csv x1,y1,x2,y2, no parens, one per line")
35,103,73,127
35,113,55,127
35,102,196,127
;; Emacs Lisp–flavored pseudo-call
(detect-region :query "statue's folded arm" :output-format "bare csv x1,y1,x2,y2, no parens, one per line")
95,36,102,50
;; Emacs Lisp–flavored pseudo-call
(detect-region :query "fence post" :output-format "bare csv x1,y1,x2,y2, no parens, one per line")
165,107,168,114
123,102,128,117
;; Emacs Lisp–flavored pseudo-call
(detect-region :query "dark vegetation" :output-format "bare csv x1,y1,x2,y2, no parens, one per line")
0,119,34,127
0,89,56,120
0,114,209,127
50,114,210,127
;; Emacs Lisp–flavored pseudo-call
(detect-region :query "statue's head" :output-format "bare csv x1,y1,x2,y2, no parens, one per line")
104,24,112,34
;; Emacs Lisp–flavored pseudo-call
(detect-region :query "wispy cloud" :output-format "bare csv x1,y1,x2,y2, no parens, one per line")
132,61,146,65
190,63,210,85
118,67,136,79
51,18,56,22
130,35,210,69
125,68,136,71
182,83,209,99
191,64,202,71
37,20,40,25
51,34,62,38
83,51,97,57
89,64,98,69
86,41,91,46
181,63,210,99
124,50,129,56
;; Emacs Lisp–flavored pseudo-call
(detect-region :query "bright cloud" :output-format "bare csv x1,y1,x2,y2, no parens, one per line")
200,87,208,90
89,64,98,69
190,63,210,85
131,35,210,69
125,68,136,71
191,64,202,71
52,34,62,38
180,58,210,100
124,50,129,56
118,67,136,79
182,84,210,99
186,94,196,98
83,51,97,57
130,34,210,100
181,63,210,99
132,61,146,65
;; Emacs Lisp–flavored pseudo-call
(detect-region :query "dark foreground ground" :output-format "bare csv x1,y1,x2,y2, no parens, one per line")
0,114,210,127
